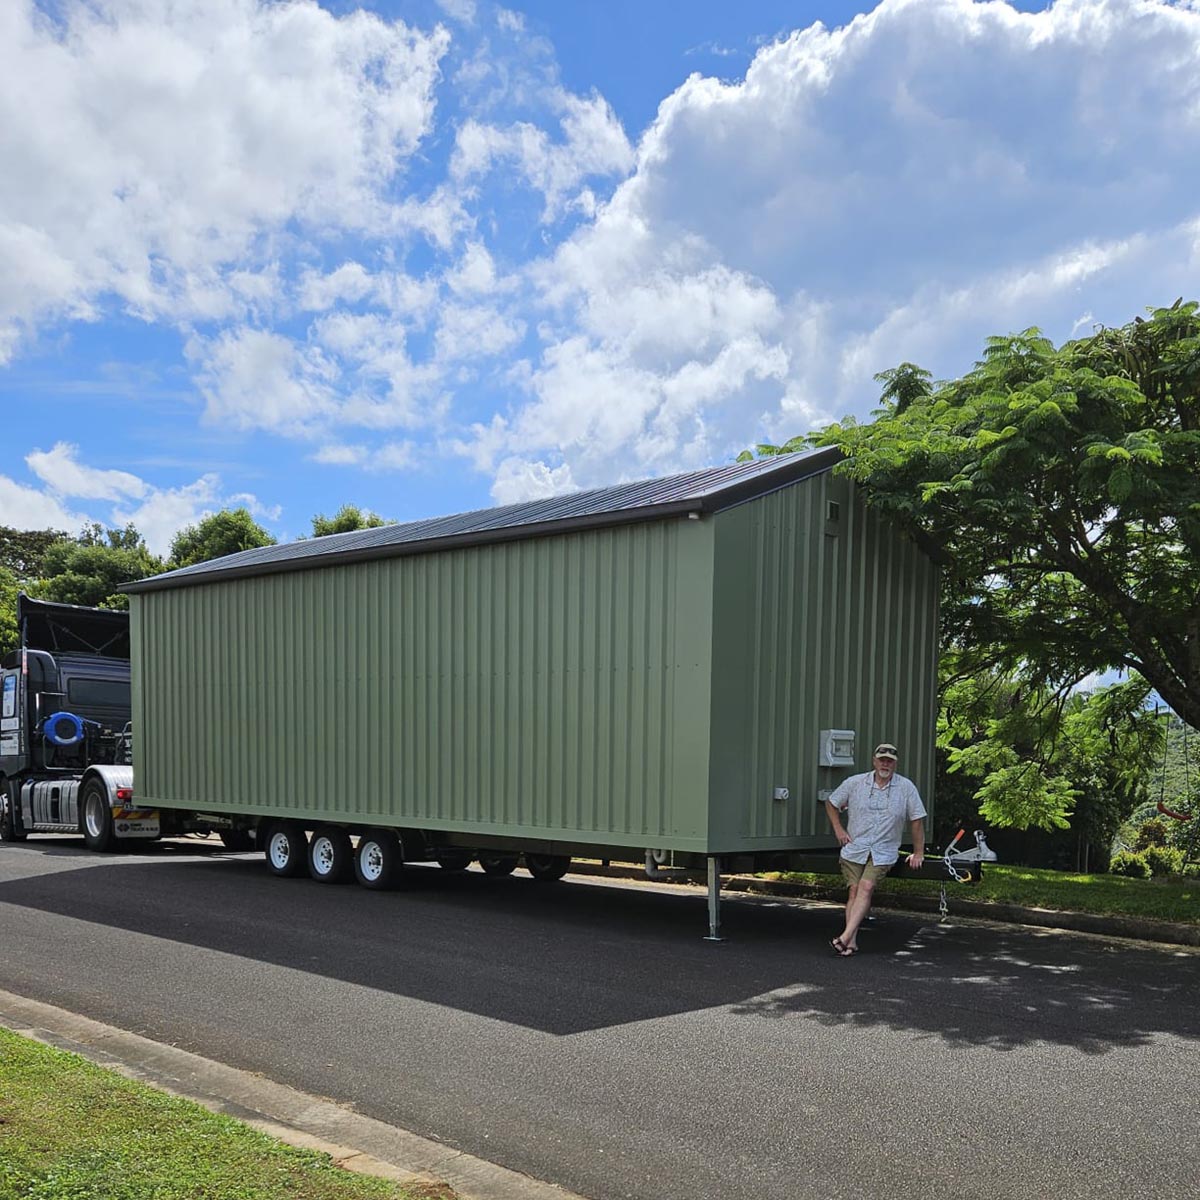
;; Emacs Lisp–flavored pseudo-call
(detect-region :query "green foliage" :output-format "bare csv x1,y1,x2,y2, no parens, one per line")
1109,850,1152,879
937,669,1159,839
310,505,391,537
1134,818,1170,850
735,435,809,462
0,567,18,658
169,508,276,570
1142,844,1185,878
0,526,68,580
818,300,1200,732
36,526,164,609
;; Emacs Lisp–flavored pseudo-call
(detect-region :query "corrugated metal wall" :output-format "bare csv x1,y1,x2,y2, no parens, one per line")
132,520,716,849
707,473,940,850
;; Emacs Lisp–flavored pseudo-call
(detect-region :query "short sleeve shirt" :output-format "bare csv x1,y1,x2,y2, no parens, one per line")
828,771,927,867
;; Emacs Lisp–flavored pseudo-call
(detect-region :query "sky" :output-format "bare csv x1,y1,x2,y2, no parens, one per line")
3,0,1200,555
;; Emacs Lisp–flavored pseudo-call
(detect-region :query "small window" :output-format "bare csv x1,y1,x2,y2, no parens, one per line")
2,675,15,719
66,678,131,709
826,501,840,522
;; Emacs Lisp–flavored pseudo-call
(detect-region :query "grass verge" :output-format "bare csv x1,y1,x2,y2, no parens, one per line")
0,1027,453,1200
766,863,1199,924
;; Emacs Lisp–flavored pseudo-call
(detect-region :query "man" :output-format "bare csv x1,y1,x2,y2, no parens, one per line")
824,742,925,957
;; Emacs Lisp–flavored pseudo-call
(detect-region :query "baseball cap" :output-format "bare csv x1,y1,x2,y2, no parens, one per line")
873,743,899,760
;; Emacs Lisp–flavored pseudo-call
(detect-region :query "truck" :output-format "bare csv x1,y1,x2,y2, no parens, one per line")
1,452,974,936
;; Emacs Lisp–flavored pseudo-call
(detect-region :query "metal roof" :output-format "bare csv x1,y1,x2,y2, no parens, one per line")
125,447,841,593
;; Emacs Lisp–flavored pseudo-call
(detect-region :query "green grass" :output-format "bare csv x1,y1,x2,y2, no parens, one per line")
767,863,1199,924
0,1028,453,1200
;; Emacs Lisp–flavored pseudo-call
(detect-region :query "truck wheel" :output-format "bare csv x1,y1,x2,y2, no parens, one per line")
263,822,308,878
81,781,116,852
219,830,254,852
0,784,26,842
479,853,519,876
355,831,403,890
435,850,472,872
309,826,353,884
526,853,571,882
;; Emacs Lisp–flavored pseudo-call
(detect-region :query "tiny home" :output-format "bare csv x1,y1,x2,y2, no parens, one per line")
125,449,939,932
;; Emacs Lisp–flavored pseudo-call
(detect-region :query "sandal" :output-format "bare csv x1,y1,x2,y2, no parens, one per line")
831,937,857,957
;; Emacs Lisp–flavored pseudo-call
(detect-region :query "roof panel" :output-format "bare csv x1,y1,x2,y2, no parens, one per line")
126,447,840,592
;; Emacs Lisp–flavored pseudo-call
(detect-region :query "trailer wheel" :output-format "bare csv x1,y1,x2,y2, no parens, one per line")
479,853,519,876
81,781,116,852
263,822,308,878
525,853,571,882
0,786,25,842
435,850,472,872
309,826,354,884
355,831,403,890
219,830,254,852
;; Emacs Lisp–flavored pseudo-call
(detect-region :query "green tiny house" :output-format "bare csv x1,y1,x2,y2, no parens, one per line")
126,449,939,874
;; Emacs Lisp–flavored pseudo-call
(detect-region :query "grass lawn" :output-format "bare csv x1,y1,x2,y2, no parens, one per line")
0,1027,453,1200
768,863,1199,924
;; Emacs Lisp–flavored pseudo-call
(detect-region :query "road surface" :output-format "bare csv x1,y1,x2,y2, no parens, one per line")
0,837,1196,1200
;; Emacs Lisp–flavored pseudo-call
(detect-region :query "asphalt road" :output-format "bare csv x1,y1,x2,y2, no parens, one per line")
1,838,1197,1200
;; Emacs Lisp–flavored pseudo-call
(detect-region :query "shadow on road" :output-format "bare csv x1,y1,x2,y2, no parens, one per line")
1,840,1197,1053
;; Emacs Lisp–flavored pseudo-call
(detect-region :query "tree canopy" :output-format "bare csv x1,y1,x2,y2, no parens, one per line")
38,526,164,609
169,508,276,570
817,300,1200,730
310,505,390,537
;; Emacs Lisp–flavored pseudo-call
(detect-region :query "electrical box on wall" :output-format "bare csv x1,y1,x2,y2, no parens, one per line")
819,729,855,767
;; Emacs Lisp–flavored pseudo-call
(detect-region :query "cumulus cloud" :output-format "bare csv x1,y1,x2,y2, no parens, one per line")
452,89,634,219
0,0,450,357
476,0,1200,501
4,443,278,556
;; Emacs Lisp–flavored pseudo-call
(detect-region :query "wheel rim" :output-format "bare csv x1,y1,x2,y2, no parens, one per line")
312,836,336,875
269,831,292,870
359,840,385,882
84,795,105,839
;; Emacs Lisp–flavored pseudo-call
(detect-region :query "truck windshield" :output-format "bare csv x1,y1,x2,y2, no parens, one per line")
67,678,131,709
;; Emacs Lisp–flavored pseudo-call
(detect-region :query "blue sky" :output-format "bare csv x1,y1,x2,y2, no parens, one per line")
2,0,1199,554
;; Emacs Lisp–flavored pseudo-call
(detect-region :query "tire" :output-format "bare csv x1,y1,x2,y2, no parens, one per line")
435,850,472,872
354,830,404,890
219,830,254,852
263,822,308,878
81,780,116,852
479,853,519,877
0,782,26,843
308,826,354,884
525,853,571,882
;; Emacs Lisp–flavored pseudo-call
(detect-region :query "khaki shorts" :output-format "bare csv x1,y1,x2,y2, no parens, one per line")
839,855,892,886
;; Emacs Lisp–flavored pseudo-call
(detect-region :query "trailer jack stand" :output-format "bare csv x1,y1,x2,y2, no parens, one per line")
703,856,724,942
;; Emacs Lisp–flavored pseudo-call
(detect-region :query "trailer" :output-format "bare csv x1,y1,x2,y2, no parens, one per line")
2,451,944,936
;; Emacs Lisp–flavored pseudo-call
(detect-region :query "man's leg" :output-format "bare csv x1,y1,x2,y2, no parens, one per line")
839,878,876,950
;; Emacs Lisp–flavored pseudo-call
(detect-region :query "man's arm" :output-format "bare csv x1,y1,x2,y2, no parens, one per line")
825,800,851,847
906,818,925,869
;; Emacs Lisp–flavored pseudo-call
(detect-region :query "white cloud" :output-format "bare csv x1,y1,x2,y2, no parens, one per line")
26,442,148,503
0,474,89,533
452,90,634,219
0,0,450,354
491,456,576,505
480,0,1200,500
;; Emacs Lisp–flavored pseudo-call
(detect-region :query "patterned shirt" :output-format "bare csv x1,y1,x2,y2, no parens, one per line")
828,771,927,867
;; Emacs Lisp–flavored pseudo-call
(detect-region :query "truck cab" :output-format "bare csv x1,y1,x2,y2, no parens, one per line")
0,594,144,847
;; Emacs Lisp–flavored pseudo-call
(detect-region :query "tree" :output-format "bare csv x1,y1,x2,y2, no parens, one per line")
936,667,1160,839
818,300,1200,731
0,567,18,658
310,505,390,537
37,526,164,609
0,527,68,580
169,509,276,570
